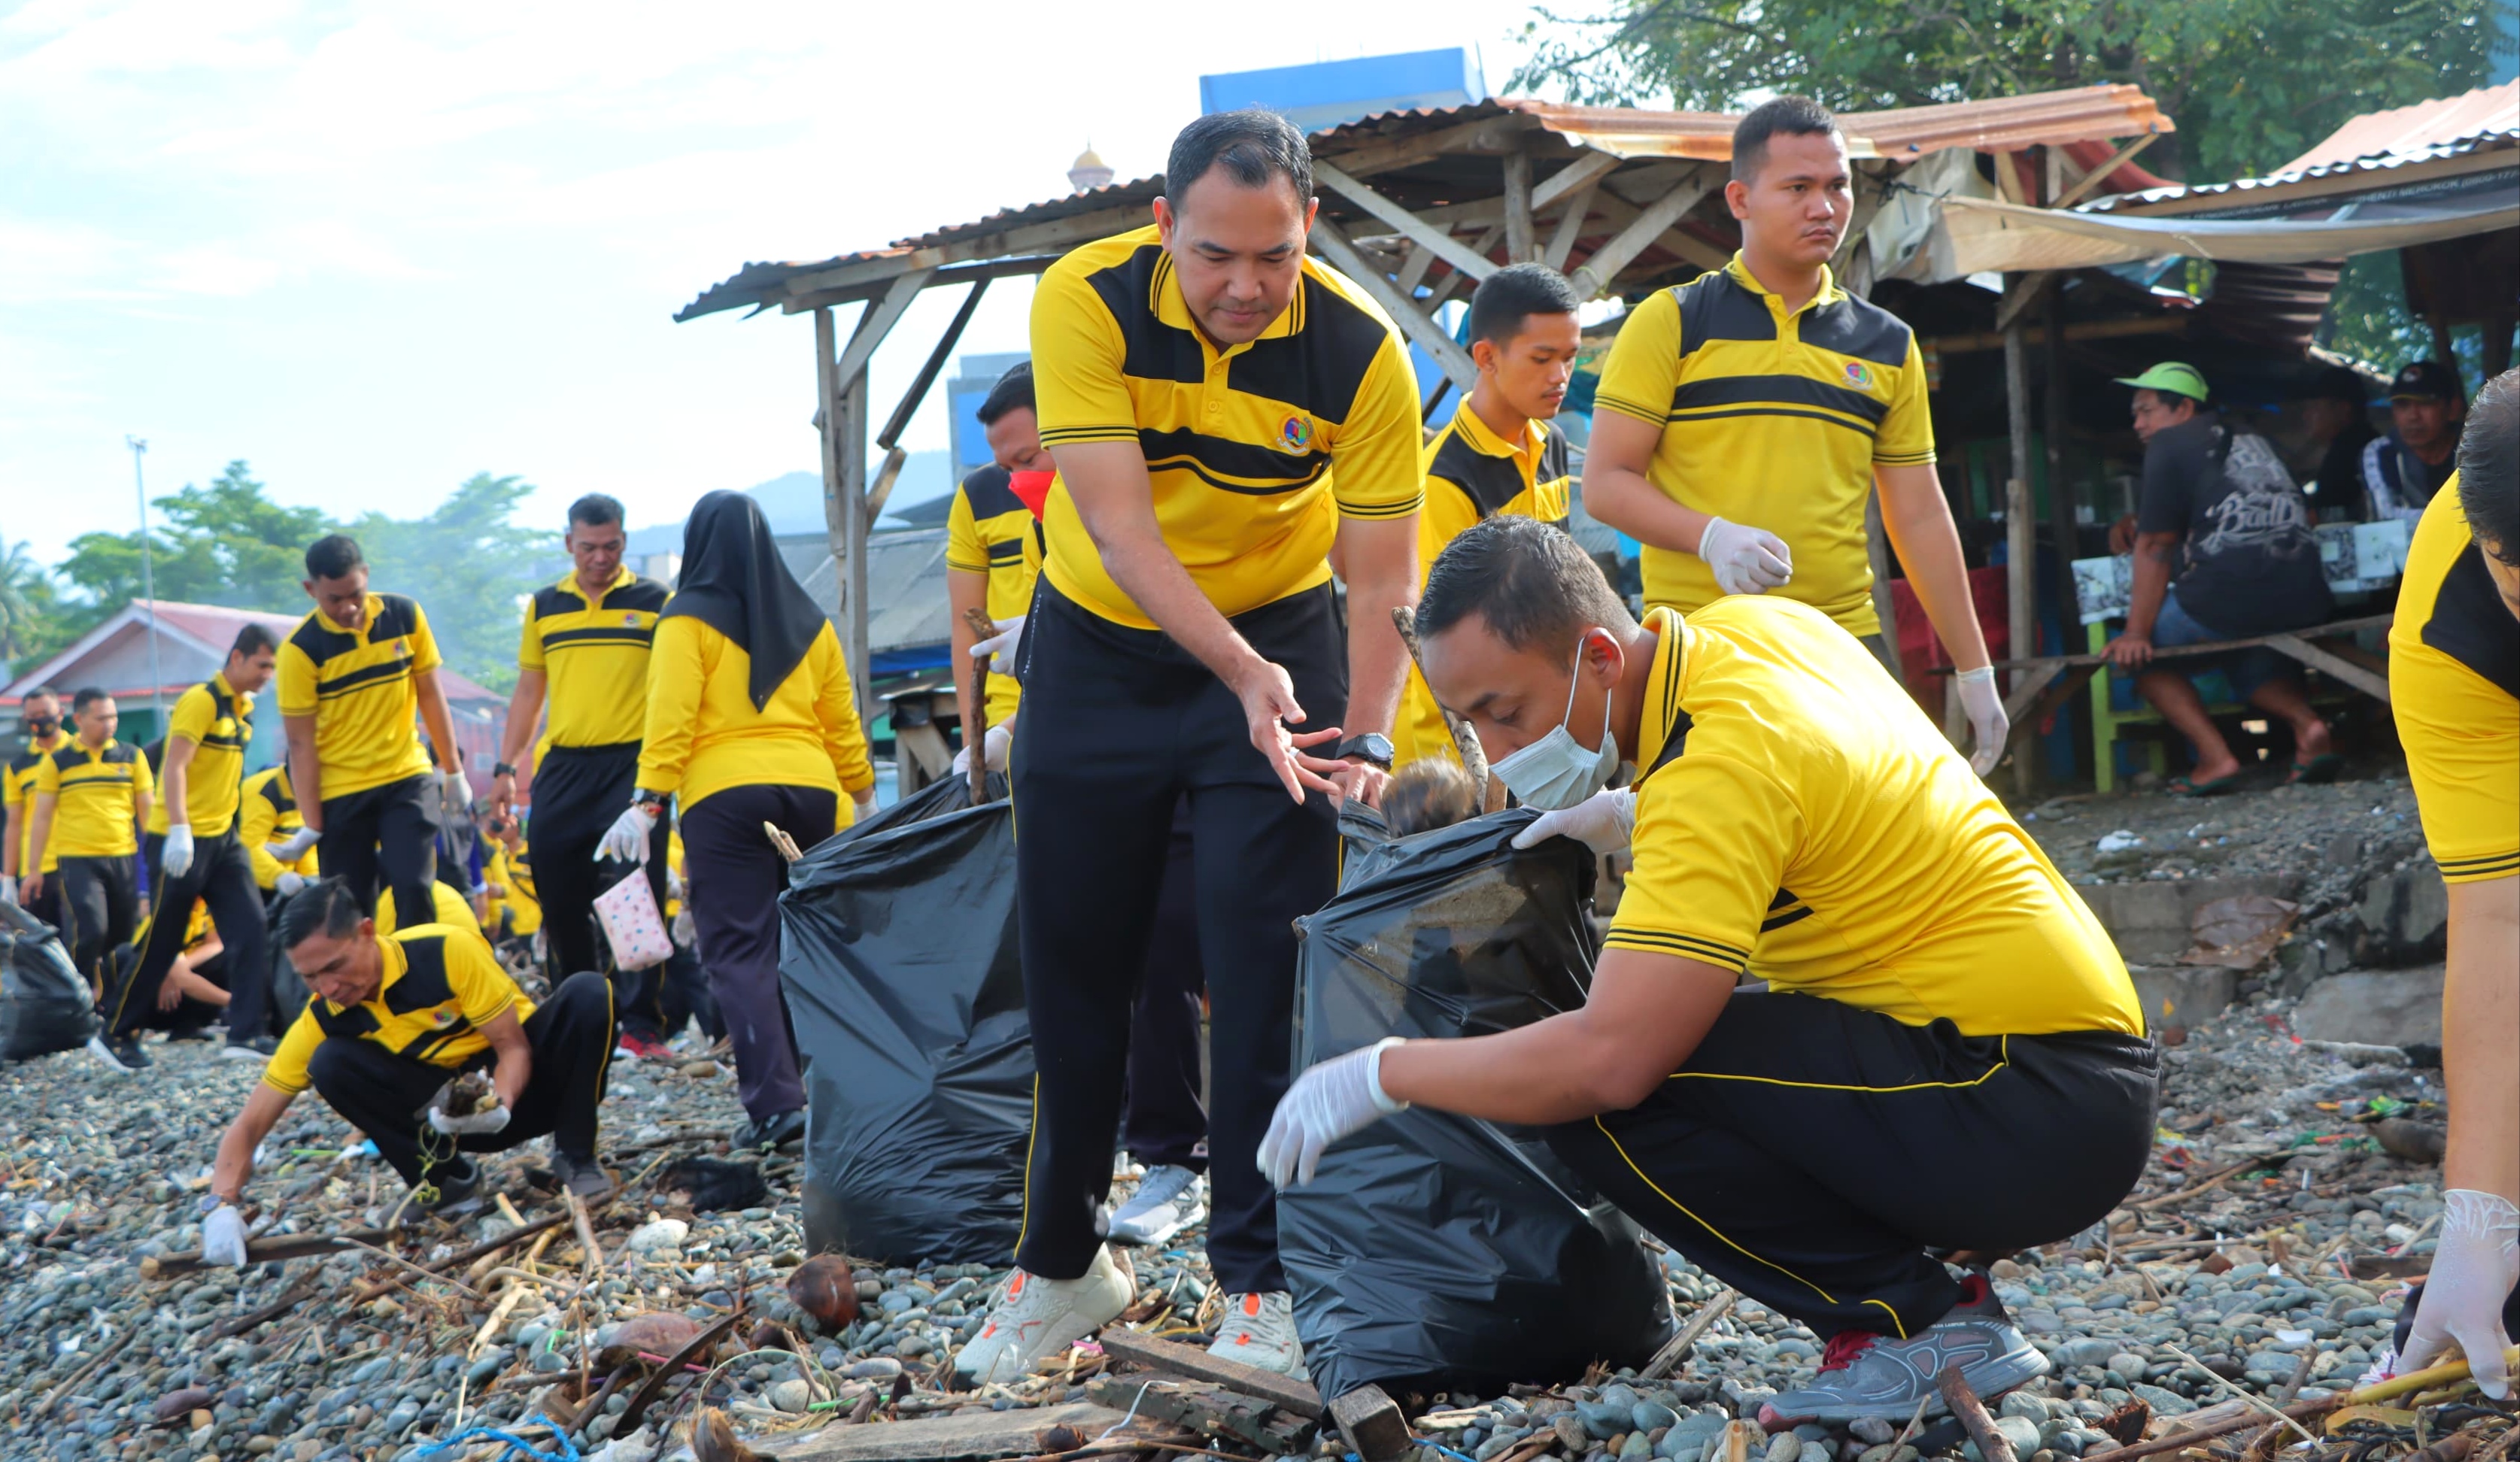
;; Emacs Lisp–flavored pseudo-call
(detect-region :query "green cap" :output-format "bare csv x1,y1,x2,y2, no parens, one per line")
2113,362,2209,402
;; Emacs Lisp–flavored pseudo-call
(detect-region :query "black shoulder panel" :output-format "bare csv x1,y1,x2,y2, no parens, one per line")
1800,294,1914,369
1228,275,1388,424
959,466,1022,520
2422,544,2520,701
1082,244,1206,387
1427,430,1529,518
384,936,456,1015
369,595,421,641
1674,272,1775,356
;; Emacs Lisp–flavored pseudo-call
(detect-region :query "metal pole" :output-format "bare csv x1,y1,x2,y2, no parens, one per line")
126,435,165,731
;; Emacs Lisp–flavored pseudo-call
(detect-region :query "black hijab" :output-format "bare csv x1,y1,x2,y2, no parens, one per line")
662,490,830,711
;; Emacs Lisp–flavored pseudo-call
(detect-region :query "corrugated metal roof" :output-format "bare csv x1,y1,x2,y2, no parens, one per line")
2282,80,2520,173
679,85,2170,322
2081,126,2519,215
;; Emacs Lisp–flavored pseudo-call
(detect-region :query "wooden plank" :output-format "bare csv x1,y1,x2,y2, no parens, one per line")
1392,241,1439,298
1328,1384,1412,1462
1995,271,2051,335
1097,1328,1324,1418
784,254,1051,314
779,247,946,303
2001,660,2067,726
1326,114,1528,180
2266,634,2391,702
833,268,934,395
1863,490,1901,680
1581,190,1729,275
1502,145,1537,264
1312,218,1477,390
1960,614,2397,673
1315,162,1499,284
1543,178,1601,272
1531,150,1623,213
1088,1377,1317,1455
1570,166,1719,299
877,278,990,449
864,444,910,520
758,1402,1180,1462
2054,133,2162,211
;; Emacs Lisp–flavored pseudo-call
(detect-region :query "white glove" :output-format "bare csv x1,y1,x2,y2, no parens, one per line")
2399,1189,2518,1398
1509,788,1635,857
1697,517,1793,596
970,616,1026,675
442,769,473,822
162,824,196,879
1258,1037,1410,1188
269,827,319,863
672,908,696,948
597,802,658,864
0,874,16,906
201,1203,249,1268
1955,666,2010,777
428,1100,512,1136
274,870,307,898
951,722,1013,775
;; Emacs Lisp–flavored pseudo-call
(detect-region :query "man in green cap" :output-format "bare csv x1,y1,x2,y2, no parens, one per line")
2100,362,2338,793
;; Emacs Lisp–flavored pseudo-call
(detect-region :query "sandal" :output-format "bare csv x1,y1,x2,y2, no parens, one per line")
2168,772,2243,797
2286,753,2345,786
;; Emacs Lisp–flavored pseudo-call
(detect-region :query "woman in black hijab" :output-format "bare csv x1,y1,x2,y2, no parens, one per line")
602,490,876,1150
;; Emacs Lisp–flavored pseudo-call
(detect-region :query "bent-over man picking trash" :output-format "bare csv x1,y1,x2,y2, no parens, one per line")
1261,515,2160,1423
198,877,618,1265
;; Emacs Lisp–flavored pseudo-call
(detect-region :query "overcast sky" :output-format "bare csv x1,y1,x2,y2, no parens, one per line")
1,1,1550,565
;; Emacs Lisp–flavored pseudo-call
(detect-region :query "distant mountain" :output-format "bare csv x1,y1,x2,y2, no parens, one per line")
619,455,956,560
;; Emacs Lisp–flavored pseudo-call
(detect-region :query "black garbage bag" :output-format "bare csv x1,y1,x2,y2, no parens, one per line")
1284,803,1674,1400
780,772,1031,1266
2,900,100,1062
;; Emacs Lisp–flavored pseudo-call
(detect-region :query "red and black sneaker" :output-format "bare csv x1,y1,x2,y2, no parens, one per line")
1762,1274,2048,1424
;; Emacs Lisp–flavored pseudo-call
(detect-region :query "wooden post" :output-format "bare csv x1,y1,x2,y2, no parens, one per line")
2004,302,2037,796
814,305,849,629
1863,490,1902,681
1501,146,1536,265
839,369,872,728
2044,287,2083,639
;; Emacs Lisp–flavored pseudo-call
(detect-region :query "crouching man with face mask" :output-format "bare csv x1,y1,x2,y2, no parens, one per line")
1261,516,2160,1425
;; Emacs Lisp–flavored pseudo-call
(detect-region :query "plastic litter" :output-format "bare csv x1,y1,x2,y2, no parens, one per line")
2,900,99,1062
779,772,1031,1266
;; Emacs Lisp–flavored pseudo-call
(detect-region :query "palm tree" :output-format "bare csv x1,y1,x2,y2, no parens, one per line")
0,537,53,666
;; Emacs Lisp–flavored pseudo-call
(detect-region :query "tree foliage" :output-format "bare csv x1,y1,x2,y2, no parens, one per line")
1510,0,2496,184
348,473,547,696
54,461,326,617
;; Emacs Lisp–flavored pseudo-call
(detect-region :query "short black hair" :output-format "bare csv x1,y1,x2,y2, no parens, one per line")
231,623,278,658
1417,516,1632,667
1167,108,1313,206
71,687,112,713
1468,263,1583,346
277,876,366,951
2459,368,2519,560
568,493,626,530
1732,96,1841,184
304,533,365,581
977,361,1035,426
22,684,60,705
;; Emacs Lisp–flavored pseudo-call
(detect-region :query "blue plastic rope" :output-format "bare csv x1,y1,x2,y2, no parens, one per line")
414,1424,584,1461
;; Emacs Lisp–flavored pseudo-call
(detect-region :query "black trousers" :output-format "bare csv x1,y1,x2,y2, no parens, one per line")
657,942,725,1043
317,773,440,932
1122,802,1208,1171
1544,991,2158,1336
1012,581,1344,1296
55,854,139,992
305,969,618,1188
681,782,837,1122
107,829,270,1042
526,743,672,1033
114,941,228,1033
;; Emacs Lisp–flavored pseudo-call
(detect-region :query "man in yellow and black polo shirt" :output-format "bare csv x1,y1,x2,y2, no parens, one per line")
947,361,1052,761
239,762,320,897
278,533,470,934
2379,372,2520,1394
487,494,675,1051
1395,262,1579,766
1583,97,2010,776
2,684,71,929
23,687,153,1002
95,624,284,1069
955,110,1422,1384
1265,517,2157,1424
196,877,618,1248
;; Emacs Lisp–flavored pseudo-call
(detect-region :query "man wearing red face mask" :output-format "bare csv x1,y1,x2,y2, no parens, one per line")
946,361,1215,1254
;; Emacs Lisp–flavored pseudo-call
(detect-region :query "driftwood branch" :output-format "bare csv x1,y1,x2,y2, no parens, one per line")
963,606,998,804
1939,1367,2015,1462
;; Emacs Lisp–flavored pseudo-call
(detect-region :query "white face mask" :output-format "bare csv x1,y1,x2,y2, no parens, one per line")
1489,637,1620,811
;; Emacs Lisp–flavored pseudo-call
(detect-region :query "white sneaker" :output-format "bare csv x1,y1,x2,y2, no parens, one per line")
1209,1291,1307,1379
1107,1165,1207,1247
952,1246,1133,1385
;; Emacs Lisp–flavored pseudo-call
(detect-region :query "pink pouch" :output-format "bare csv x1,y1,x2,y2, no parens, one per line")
593,868,673,971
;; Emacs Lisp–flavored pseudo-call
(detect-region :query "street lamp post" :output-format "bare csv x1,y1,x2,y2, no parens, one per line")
126,435,165,733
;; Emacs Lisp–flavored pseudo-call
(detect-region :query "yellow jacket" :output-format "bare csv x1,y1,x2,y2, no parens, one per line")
635,617,875,817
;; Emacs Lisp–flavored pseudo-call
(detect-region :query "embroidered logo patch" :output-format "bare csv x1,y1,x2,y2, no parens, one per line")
433,1007,458,1028
1843,360,1875,390
622,612,640,626
1280,416,1313,451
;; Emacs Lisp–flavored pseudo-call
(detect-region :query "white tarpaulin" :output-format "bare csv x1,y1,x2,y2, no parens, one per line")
1930,193,2520,277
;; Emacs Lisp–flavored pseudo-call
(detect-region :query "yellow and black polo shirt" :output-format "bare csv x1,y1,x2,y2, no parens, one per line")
945,466,1046,724
147,673,254,837
1594,254,1935,637
1395,408,1573,766
2390,478,2518,885
238,766,318,890
275,593,441,799
1030,224,1424,627
517,566,670,753
33,738,153,860
5,730,69,875
1609,597,2139,1037
263,924,530,1096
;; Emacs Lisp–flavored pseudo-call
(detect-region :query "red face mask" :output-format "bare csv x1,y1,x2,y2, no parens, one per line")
1008,469,1054,520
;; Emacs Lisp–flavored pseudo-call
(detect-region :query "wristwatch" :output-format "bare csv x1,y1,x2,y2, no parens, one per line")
198,1193,230,1214
1332,733,1394,769
493,762,516,778
633,790,669,817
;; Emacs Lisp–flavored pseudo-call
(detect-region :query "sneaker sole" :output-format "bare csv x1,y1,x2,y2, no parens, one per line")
220,1048,269,1062
1108,1203,1207,1248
